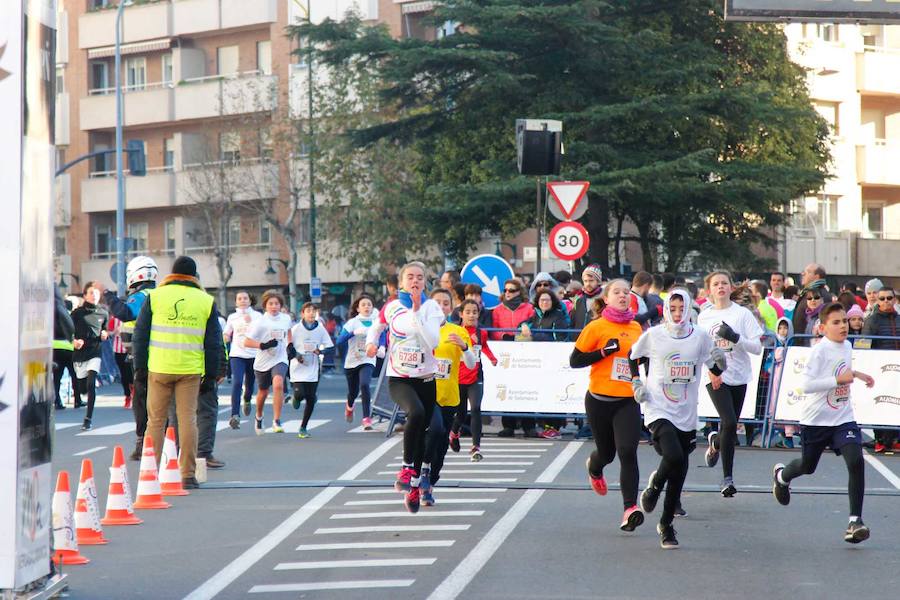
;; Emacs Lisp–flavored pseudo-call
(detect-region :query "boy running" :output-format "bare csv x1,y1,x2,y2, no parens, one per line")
289,302,334,438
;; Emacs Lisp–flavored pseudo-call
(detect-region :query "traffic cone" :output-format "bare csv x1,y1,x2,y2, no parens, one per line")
74,458,108,545
132,434,171,509
159,426,189,496
52,471,89,566
101,446,143,526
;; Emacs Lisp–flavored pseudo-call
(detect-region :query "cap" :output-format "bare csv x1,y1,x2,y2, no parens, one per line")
865,278,884,293
172,256,198,278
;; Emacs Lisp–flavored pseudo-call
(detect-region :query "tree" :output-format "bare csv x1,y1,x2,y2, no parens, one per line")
299,0,829,272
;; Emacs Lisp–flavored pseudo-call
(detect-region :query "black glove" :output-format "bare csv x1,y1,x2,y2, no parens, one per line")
717,322,741,344
199,377,215,393
134,368,148,384
287,343,297,361
600,338,620,358
259,339,278,350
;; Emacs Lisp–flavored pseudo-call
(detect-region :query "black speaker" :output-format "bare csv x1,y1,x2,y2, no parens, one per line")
516,119,562,176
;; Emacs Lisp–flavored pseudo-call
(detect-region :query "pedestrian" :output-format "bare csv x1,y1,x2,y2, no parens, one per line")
440,269,460,291
132,256,223,489
772,302,874,544
862,286,899,452
521,289,569,342
863,278,884,318
697,271,764,497
449,283,493,328
750,280,782,330
365,261,444,513
244,289,292,435
631,289,727,549
337,294,378,429
52,285,76,410
72,281,109,431
769,271,795,313
569,279,645,532
571,264,603,330
223,290,261,429
108,315,134,409
289,302,335,438
792,263,833,343
847,304,864,336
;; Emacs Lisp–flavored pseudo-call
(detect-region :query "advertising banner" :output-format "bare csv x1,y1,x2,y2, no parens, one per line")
697,352,763,421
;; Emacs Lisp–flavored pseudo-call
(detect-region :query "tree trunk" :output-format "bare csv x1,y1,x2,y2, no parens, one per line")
636,219,655,272
612,211,625,274
587,193,610,270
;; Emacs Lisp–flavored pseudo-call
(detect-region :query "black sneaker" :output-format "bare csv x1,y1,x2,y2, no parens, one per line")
54,403,65,410
497,428,514,438
705,431,719,468
182,477,200,490
721,479,737,498
292,395,301,410
844,520,870,544
772,463,790,506
640,470,662,514
657,523,679,549
81,418,92,431
674,504,687,518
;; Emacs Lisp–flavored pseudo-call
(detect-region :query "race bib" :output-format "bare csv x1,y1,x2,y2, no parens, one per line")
435,358,452,380
611,357,632,383
472,344,482,363
664,359,696,384
352,336,367,359
828,384,851,407
302,341,317,353
714,338,735,353
391,339,425,375
272,329,285,341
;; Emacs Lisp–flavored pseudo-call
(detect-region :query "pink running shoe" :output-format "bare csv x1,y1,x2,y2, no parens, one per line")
394,467,416,492
362,417,373,430
404,487,421,513
449,431,460,453
620,505,645,532
586,457,607,496
540,428,561,439
345,404,353,422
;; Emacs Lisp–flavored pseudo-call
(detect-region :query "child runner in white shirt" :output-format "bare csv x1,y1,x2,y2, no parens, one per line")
336,294,378,429
244,290,292,435
289,302,335,438
772,302,875,544
223,290,262,428
630,289,727,549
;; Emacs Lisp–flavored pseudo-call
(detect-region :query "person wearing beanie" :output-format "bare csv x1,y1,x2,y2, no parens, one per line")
863,278,883,318
847,304,865,336
572,264,604,330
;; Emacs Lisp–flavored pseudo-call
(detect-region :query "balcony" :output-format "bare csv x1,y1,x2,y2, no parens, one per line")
857,47,900,97
81,168,176,213
174,72,277,122
856,140,900,187
78,1,172,49
55,93,69,145
173,0,276,35
56,10,68,64
785,232,852,275
856,237,900,276
176,158,279,206
80,84,175,130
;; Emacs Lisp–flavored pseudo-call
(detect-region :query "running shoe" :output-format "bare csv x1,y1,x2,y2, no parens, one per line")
394,467,416,492
345,403,353,422
874,442,886,453
419,469,432,494
657,523,679,549
674,504,688,518
362,417,373,431
705,431,719,468
421,488,435,507
772,463,790,506
404,487,421,514
844,520,870,544
893,441,900,452
228,415,240,430
297,428,309,439
272,420,284,433
242,399,251,417
586,457,607,496
540,427,561,439
81,418,92,431
449,431,461,453
620,505,644,532
470,446,483,462
640,470,661,514
124,396,132,409
254,417,263,436
721,478,737,498
291,395,301,410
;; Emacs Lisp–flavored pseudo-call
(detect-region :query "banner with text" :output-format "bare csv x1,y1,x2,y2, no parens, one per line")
697,352,764,421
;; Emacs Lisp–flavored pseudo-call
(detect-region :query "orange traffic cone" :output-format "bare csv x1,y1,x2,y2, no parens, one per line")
132,434,171,509
101,446,143,526
74,458,108,545
52,471,89,566
159,426,189,497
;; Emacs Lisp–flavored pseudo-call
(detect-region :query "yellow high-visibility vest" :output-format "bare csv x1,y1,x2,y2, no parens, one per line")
147,284,214,375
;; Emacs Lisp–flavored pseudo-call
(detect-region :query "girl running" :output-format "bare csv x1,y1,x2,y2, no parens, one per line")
630,289,727,548
569,279,645,532
450,299,498,461
289,302,334,438
223,290,261,429
366,261,444,513
336,294,377,429
697,271,764,497
72,281,109,430
244,290,292,435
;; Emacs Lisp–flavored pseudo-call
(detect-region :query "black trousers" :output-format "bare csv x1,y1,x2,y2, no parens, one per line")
292,381,320,429
648,419,695,526
133,365,149,440
389,377,437,473
52,348,76,406
585,394,641,509
425,405,458,485
114,352,134,398
707,383,747,479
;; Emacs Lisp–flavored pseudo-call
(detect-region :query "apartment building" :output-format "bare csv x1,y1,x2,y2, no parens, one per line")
782,23,900,279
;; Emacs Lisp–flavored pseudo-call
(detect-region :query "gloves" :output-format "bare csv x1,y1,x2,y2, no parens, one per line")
710,346,727,371
199,377,215,393
600,338,620,358
376,346,386,359
134,368,148,384
287,343,297,362
259,339,278,350
632,379,648,403
716,322,740,344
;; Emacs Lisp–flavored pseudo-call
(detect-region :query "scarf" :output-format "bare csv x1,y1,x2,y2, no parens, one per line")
805,302,824,319
800,279,827,296
398,290,427,309
601,305,634,324
302,320,318,331
502,295,524,311
582,286,602,299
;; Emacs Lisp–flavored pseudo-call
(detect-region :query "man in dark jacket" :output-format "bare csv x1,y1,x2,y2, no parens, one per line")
571,264,603,330
792,263,833,344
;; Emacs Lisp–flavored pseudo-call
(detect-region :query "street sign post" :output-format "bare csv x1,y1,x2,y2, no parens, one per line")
547,181,589,221
460,254,515,310
549,221,590,261
310,277,322,303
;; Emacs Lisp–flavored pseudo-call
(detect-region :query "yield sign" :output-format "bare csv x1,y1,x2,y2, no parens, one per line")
547,181,590,220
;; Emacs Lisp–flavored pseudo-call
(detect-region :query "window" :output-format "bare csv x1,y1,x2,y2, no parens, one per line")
164,138,175,170
93,224,112,257
258,128,273,160
165,219,176,255
815,195,840,232
54,229,67,256
89,61,108,92
56,148,66,171
220,132,241,163
126,222,148,255
256,41,272,75
814,101,839,137
816,24,838,42
89,0,109,9
91,143,110,174
863,203,884,239
162,53,173,85
226,216,241,246
217,46,239,76
56,67,65,95
259,217,271,246
125,57,146,91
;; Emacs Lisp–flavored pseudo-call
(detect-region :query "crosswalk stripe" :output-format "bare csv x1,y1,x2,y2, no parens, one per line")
264,419,329,433
216,419,246,432
330,510,484,520
76,422,134,437
377,470,524,475
315,525,471,535
249,580,415,593
356,488,506,495
275,558,436,570
344,499,497,506
436,478,517,483
73,446,107,456
477,442,553,447
296,541,455,551
386,462,533,467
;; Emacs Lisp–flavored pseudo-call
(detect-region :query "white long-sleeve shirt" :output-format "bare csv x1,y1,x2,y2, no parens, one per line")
697,302,763,386
366,297,443,379
799,338,856,427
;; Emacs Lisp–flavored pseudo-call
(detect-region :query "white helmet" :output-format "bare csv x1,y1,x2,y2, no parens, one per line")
126,255,159,289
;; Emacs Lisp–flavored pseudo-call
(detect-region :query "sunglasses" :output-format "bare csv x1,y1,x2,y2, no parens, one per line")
806,295,821,301
535,282,551,287
504,288,519,293
879,295,895,301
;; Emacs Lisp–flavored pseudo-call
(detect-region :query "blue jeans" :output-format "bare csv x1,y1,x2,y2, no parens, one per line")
229,357,256,417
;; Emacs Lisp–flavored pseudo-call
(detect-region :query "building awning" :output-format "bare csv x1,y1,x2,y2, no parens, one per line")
87,38,173,59
401,1,437,15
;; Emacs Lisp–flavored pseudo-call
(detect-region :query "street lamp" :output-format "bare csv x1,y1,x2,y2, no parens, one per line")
58,272,80,290
114,0,128,294
265,257,289,275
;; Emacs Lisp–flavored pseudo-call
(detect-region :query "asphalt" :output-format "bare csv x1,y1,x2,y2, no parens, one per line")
50,375,900,600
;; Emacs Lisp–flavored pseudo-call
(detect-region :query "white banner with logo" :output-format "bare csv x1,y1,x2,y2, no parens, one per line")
697,353,764,421
774,347,900,426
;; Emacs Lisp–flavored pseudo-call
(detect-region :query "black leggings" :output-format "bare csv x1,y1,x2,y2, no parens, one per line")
346,364,374,418
585,393,642,508
114,352,133,397
388,377,436,473
52,349,76,406
649,419,695,526
425,405,457,485
77,371,98,421
707,383,747,479
782,442,865,517
452,382,484,447
292,382,319,428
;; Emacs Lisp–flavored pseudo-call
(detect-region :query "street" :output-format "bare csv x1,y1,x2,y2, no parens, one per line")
51,376,900,600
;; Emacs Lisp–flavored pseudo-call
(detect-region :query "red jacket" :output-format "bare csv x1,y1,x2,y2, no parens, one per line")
491,301,535,340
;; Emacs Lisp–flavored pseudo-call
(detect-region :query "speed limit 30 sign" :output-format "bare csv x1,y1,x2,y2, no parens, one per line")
549,221,589,261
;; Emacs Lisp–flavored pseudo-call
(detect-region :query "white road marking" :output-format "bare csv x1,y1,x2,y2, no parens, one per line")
249,580,414,593
348,422,388,433
315,525,471,535
377,469,524,475
864,451,900,489
393,450,545,457
356,488,506,495
274,558,436,570
55,423,80,431
265,419,329,434
183,436,401,600
427,441,583,600
386,462,534,467
76,422,134,436
296,541,456,551
434,478,517,483
345,498,497,506
477,442,552,447
73,446,107,457
330,510,484,520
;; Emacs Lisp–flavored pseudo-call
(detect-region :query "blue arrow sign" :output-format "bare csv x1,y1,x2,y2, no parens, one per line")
460,254,515,310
